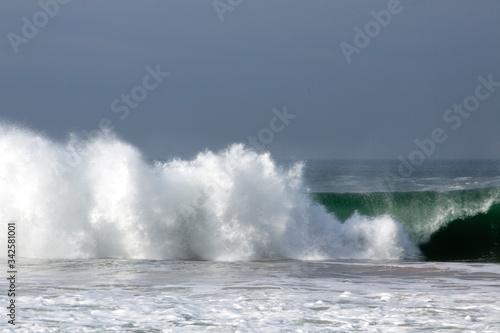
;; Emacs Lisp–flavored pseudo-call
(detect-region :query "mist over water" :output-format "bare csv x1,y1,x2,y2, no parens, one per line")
0,124,419,260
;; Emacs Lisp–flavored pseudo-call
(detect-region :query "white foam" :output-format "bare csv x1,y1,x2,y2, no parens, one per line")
0,124,420,260
15,259,500,332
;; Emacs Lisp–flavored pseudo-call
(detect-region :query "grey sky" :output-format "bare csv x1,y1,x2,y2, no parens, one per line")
1,0,499,160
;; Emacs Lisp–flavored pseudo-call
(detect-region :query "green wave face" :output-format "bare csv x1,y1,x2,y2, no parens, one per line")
312,188,500,262
420,203,500,261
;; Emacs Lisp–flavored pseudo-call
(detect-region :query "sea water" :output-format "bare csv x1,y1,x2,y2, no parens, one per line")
1,124,499,332
11,259,500,332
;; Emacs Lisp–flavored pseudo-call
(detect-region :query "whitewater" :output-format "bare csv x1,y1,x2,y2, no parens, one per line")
1,123,500,332
0,124,419,261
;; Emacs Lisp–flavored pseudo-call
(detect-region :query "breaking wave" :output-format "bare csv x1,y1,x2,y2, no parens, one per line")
0,124,419,261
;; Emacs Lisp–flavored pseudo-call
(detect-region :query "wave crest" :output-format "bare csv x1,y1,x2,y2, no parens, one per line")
0,124,419,260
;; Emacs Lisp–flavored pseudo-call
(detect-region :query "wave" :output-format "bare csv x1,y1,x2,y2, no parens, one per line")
420,203,500,261
313,189,500,261
0,124,419,261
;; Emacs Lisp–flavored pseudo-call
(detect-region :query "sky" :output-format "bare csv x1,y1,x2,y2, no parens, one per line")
1,0,499,160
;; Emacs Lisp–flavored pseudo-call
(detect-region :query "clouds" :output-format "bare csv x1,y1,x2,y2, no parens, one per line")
1,0,499,159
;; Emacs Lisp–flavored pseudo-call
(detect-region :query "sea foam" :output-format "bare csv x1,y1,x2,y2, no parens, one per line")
0,124,420,260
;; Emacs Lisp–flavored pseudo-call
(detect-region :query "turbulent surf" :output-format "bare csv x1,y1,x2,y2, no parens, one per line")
1,123,499,261
314,190,500,261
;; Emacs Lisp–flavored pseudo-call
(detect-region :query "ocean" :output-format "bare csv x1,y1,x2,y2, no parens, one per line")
1,126,500,332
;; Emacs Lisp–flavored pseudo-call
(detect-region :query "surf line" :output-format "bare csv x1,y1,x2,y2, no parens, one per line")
385,73,500,188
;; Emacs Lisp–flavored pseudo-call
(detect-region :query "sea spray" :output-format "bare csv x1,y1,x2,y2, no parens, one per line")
0,123,420,260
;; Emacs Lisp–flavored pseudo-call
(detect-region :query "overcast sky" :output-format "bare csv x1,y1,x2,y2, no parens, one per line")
1,0,499,160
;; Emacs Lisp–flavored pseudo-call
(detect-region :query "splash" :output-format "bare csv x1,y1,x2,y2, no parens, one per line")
0,124,419,260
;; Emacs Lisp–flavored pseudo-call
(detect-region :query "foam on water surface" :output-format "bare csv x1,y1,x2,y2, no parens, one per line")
5,259,500,332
